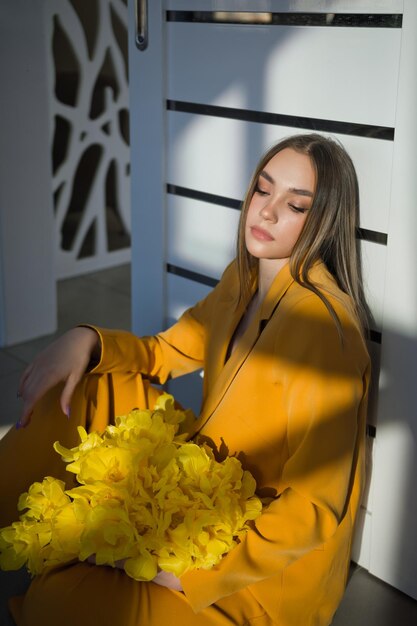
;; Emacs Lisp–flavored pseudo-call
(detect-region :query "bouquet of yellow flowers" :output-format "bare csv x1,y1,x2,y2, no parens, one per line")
0,394,262,581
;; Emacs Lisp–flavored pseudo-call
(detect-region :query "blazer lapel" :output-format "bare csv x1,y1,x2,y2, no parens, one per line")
202,287,245,394
191,264,295,436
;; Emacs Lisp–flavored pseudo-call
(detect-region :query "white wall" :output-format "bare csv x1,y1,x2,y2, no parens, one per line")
0,0,56,346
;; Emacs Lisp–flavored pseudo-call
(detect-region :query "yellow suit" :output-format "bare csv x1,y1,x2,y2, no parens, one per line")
1,261,369,626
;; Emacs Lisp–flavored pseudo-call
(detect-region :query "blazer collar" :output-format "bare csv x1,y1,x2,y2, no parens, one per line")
190,263,295,437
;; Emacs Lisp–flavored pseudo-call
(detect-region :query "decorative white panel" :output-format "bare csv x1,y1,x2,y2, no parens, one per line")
167,23,401,127
168,112,393,234
46,0,131,279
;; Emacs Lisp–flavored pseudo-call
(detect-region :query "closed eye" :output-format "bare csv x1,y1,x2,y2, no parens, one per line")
289,204,308,214
254,185,269,196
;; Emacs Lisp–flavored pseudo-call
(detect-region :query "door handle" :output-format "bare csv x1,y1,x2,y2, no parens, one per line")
135,0,148,50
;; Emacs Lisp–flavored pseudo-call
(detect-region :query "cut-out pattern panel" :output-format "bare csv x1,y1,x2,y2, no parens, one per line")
46,0,131,279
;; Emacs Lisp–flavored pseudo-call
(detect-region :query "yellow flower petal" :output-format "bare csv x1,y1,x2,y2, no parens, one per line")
124,551,157,581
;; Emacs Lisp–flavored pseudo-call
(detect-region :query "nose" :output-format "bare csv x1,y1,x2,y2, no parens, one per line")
259,198,278,223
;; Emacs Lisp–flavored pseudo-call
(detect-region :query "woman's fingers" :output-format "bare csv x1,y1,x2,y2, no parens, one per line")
18,368,52,427
152,571,183,591
15,328,100,429
60,372,82,418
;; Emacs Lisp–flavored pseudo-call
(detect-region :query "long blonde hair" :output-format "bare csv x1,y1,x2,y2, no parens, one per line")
236,133,370,335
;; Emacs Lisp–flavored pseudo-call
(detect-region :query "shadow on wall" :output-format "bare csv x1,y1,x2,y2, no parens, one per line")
373,327,417,599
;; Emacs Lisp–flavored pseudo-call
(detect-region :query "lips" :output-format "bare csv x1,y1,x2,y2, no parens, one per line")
250,226,274,242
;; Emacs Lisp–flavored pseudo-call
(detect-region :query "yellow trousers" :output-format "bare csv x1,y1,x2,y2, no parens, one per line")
0,373,272,626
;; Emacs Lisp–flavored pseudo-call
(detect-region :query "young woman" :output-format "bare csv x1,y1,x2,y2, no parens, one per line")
0,133,370,626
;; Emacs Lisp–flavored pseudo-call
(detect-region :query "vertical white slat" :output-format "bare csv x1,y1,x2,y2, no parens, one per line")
128,0,166,336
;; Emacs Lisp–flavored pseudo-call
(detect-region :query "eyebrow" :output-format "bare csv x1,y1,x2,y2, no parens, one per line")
259,170,314,197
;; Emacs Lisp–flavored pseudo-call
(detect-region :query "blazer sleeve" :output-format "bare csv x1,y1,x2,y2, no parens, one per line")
87,262,237,384
180,294,370,611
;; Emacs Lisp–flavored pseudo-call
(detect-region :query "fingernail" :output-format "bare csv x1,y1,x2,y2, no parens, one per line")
65,407,71,419
15,420,22,430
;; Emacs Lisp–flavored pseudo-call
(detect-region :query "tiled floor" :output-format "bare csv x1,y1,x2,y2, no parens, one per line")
0,264,416,625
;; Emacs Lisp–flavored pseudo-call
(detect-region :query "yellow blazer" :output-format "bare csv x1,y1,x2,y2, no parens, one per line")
92,261,370,626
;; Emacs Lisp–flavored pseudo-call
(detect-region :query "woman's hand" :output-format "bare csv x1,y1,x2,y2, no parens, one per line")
86,557,182,591
17,327,101,428
152,571,183,591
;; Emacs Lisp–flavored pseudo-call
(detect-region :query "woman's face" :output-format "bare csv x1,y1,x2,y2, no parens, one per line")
245,148,316,269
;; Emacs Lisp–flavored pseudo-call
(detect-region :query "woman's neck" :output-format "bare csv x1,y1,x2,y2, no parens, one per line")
257,258,289,302
226,258,289,361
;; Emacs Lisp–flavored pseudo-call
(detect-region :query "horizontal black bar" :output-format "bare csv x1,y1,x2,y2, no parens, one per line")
167,11,402,28
166,263,219,288
167,184,241,210
167,100,394,141
357,228,388,245
168,184,388,247
366,424,376,438
369,329,382,344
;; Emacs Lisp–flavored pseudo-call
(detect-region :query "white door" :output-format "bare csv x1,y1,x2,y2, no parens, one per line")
127,0,417,599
